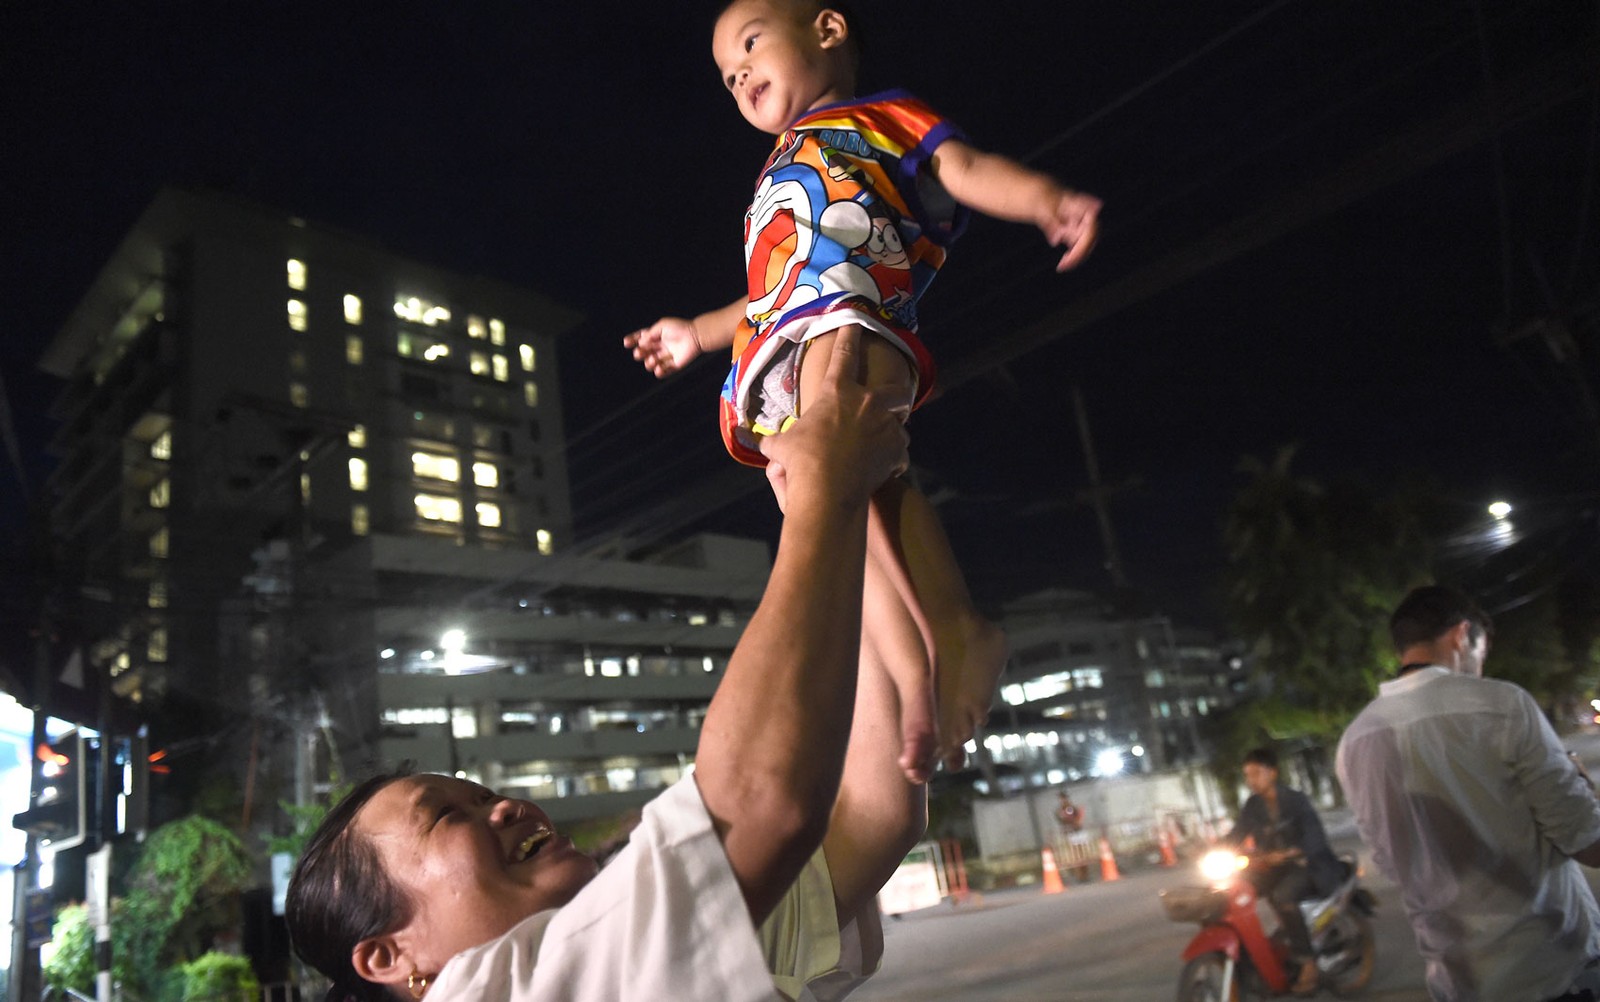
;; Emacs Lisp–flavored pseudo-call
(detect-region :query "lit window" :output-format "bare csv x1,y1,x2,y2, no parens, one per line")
397,332,415,357
467,315,487,340
289,383,308,408
148,627,168,663
346,335,364,365
491,355,509,382
288,299,308,331
148,580,167,609
348,424,367,448
149,479,170,509
476,502,502,528
489,318,506,346
524,382,538,408
394,296,452,326
470,352,491,377
422,342,449,363
287,259,307,290
150,527,169,559
472,462,498,488
536,529,553,555
344,294,363,324
519,344,536,372
150,430,172,461
413,452,460,481
300,472,312,505
349,457,368,491
415,493,463,522
352,504,370,536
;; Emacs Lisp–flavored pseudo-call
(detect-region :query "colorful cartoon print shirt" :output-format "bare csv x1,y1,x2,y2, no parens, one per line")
719,90,969,466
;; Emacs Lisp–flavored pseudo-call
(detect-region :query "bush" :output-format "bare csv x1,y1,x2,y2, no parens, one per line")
179,952,259,1002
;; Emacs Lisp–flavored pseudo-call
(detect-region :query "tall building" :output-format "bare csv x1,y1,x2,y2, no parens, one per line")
39,185,576,771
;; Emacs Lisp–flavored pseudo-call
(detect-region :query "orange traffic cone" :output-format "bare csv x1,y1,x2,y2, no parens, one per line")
1098,836,1121,881
1158,827,1178,867
1041,845,1066,894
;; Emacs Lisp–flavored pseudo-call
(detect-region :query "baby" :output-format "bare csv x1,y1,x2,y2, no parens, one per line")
626,0,1101,782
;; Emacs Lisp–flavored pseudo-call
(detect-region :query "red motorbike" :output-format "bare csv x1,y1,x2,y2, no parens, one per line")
1161,848,1377,1000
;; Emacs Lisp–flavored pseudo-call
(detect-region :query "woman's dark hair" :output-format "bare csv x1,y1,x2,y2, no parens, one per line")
286,768,416,1002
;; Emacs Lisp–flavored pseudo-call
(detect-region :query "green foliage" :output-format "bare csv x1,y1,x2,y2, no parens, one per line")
118,815,255,999
42,903,94,994
264,787,345,859
180,951,260,1002
1222,447,1432,727
41,902,141,997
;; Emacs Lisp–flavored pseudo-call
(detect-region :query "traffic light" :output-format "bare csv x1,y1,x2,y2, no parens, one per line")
12,730,88,850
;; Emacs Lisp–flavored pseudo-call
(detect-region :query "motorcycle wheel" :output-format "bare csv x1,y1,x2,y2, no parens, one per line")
1324,911,1377,997
1176,954,1241,1002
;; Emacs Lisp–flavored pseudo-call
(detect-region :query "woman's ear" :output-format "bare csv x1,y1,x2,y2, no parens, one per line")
351,934,411,992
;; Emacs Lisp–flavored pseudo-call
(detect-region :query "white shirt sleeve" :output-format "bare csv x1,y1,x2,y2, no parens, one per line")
428,775,876,1002
1506,687,1600,857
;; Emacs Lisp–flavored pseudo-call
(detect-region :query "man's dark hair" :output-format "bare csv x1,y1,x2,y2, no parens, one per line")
1243,747,1278,770
286,768,416,1002
1389,585,1492,653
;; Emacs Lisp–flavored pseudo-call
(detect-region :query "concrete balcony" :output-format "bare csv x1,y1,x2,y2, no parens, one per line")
377,669,721,705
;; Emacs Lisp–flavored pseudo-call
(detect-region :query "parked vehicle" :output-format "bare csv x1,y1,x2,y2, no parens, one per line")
1161,848,1377,1000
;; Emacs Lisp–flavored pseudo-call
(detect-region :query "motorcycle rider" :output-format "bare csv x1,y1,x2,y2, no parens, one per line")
1227,747,1346,995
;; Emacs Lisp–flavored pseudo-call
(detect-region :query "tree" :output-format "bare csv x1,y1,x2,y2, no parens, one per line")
115,815,254,1000
1222,447,1433,727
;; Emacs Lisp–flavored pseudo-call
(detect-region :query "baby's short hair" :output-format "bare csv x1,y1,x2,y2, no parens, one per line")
718,0,864,68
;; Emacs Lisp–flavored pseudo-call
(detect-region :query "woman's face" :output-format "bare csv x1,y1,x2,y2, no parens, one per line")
355,774,600,974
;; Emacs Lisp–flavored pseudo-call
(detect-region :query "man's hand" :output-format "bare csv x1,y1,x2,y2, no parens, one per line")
759,329,908,512
1039,189,1102,272
623,317,703,377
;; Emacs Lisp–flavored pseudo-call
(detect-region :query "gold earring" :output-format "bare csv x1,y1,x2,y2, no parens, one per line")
408,972,429,1000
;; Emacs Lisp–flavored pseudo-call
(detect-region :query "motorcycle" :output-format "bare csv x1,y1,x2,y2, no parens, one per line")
1160,848,1377,1000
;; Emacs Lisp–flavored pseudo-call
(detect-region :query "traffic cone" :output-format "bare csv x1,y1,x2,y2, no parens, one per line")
1040,845,1066,894
1098,836,1120,881
1158,827,1178,867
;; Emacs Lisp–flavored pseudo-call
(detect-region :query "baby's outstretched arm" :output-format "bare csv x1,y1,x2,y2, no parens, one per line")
624,296,748,378
930,139,1102,271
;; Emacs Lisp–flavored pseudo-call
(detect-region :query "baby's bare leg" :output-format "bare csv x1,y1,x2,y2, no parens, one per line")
795,327,939,781
874,479,1008,770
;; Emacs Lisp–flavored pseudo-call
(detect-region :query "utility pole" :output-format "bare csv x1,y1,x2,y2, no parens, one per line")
1070,388,1166,772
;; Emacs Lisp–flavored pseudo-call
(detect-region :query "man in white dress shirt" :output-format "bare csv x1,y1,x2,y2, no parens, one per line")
1337,585,1600,1001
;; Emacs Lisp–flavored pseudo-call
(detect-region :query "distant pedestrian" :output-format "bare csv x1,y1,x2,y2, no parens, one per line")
1056,791,1092,882
1337,585,1600,1001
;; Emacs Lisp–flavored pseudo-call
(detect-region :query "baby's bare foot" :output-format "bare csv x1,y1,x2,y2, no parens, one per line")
936,618,1007,771
898,674,940,783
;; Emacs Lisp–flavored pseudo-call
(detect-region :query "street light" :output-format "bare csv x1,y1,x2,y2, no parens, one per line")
1488,500,1513,520
1094,748,1125,776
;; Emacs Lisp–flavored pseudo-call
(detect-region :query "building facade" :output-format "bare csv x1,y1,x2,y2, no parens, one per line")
976,588,1244,788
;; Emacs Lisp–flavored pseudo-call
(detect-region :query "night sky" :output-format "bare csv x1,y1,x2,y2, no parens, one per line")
3,1,1597,628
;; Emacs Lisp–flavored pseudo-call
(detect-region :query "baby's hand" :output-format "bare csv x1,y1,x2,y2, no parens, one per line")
1040,190,1102,272
623,317,703,378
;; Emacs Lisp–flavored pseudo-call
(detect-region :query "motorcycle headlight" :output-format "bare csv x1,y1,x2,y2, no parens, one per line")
1199,848,1246,884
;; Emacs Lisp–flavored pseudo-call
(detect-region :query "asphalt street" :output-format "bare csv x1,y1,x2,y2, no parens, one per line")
854,731,1600,1002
